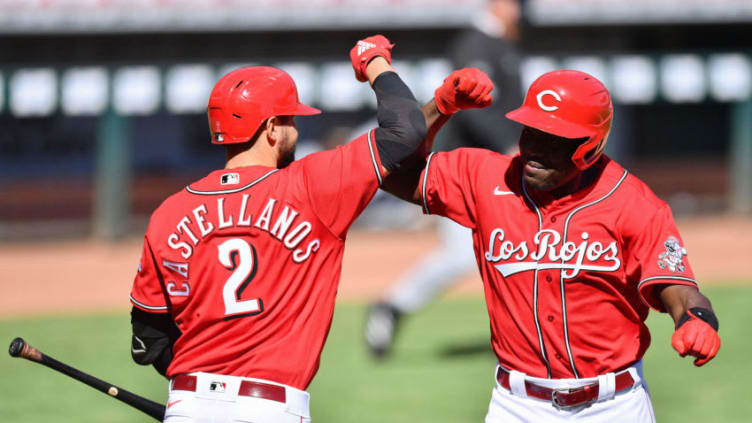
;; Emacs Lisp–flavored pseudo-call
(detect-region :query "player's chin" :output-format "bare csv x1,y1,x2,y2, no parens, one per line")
522,170,556,191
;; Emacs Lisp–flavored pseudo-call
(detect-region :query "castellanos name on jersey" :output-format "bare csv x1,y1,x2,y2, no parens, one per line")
484,227,620,279
165,194,320,264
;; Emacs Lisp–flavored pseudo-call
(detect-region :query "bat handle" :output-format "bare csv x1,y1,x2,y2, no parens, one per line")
8,337,43,362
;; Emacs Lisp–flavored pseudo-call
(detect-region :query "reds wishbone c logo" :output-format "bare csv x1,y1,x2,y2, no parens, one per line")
536,90,561,111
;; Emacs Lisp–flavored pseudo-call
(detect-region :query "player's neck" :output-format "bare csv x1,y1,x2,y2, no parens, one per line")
225,145,278,169
548,174,584,199
546,165,600,199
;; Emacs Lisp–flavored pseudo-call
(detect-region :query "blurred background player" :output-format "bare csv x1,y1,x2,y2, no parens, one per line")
128,35,430,423
364,0,525,358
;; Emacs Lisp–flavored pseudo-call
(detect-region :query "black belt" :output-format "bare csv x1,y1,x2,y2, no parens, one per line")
496,367,635,409
172,374,286,404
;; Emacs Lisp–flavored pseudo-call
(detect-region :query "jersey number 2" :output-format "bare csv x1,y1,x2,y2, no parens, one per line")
218,238,264,320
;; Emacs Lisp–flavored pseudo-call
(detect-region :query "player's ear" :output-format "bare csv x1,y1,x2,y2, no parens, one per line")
264,117,278,146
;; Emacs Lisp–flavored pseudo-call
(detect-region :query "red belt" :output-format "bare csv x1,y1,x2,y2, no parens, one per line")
496,368,635,409
172,374,286,404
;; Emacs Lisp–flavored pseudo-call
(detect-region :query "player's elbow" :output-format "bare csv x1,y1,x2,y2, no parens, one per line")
389,109,428,147
405,108,428,145
375,109,427,170
130,307,180,375
379,104,427,143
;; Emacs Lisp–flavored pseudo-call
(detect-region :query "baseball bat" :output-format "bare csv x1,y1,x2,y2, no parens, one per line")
8,337,165,422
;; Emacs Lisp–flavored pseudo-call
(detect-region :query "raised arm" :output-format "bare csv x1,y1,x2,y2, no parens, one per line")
350,35,427,177
381,68,495,204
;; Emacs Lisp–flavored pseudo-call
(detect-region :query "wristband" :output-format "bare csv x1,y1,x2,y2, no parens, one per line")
677,307,719,331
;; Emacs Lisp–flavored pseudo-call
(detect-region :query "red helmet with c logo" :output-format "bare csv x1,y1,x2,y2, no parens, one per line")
207,66,321,145
506,69,613,170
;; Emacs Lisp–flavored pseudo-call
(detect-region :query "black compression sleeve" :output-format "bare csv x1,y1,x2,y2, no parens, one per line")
372,71,427,171
131,307,181,376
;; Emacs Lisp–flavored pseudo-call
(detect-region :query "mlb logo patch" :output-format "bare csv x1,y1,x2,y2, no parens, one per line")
221,173,239,185
209,381,226,393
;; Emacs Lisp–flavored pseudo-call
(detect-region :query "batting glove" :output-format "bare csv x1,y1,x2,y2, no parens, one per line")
434,67,494,115
671,307,721,367
350,34,395,83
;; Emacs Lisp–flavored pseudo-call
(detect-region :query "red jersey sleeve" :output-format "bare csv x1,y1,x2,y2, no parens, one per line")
624,202,698,312
130,234,170,314
299,130,384,238
419,148,484,229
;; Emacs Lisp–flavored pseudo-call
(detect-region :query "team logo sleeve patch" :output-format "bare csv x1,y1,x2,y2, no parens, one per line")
631,203,698,312
657,236,687,273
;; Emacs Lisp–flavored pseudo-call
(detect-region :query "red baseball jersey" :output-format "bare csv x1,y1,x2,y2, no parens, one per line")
421,149,698,379
130,131,384,390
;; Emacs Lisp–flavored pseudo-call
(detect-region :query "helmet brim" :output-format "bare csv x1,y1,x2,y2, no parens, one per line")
506,106,595,140
292,102,322,116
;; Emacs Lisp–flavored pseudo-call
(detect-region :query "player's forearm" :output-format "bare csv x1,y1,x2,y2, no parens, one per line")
380,160,425,205
420,99,452,156
659,284,714,326
365,57,394,85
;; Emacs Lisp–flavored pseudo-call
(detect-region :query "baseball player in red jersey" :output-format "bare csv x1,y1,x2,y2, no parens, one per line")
127,35,436,423
382,69,721,421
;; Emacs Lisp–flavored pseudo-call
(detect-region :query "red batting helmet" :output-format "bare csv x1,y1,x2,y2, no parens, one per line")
506,69,613,170
208,66,321,144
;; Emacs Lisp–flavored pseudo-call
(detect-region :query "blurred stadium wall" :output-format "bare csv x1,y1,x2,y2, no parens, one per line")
0,0,750,241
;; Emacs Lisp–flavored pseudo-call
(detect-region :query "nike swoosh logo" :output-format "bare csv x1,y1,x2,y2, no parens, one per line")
493,187,515,196
167,400,182,408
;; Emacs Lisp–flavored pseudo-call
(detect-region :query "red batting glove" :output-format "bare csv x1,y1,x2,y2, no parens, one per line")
671,308,721,366
434,67,494,115
349,34,395,82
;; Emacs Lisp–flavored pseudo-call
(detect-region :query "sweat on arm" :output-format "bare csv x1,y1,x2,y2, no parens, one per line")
371,71,428,171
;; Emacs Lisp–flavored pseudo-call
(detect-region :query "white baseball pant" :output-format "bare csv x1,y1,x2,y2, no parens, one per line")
485,362,655,423
164,372,311,423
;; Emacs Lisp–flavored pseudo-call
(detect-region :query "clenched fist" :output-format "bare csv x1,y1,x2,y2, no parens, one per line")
434,68,494,115
350,34,395,83
671,307,721,366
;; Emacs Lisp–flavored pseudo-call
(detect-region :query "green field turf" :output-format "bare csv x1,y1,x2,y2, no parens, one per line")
1,285,749,422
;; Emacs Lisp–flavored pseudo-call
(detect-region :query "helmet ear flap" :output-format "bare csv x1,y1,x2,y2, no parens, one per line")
584,136,606,165
572,129,610,170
